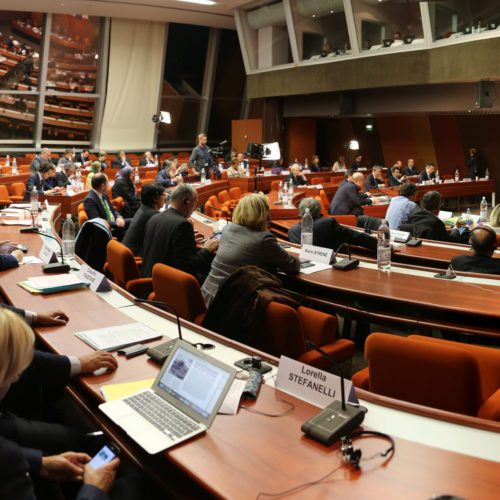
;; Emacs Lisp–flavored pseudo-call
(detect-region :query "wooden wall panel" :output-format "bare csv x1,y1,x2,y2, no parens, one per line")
284,118,316,165
377,116,417,168
428,116,464,176
410,115,437,171
231,119,262,155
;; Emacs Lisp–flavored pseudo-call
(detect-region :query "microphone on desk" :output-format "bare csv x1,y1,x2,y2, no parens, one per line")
332,243,360,270
134,298,215,364
17,207,37,233
24,228,70,273
301,339,366,446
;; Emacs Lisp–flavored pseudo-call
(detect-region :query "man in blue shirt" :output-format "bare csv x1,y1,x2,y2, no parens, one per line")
385,181,417,230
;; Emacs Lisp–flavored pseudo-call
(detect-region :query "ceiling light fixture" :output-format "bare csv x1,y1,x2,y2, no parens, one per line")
177,0,216,5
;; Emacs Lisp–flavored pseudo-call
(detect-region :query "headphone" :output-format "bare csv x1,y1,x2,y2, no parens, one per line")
341,430,395,468
183,197,190,205
469,225,498,250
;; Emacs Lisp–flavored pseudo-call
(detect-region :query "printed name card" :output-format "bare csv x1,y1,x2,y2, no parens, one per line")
39,243,57,264
276,356,358,408
77,264,112,292
390,229,410,242
300,244,334,264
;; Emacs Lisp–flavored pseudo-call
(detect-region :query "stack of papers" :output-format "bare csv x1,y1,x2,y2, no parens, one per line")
18,274,90,294
75,322,162,351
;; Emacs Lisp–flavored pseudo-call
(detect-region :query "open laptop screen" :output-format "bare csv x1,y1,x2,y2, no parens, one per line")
156,345,232,420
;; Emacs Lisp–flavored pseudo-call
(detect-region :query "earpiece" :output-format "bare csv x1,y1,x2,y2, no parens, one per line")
341,430,395,468
183,197,189,205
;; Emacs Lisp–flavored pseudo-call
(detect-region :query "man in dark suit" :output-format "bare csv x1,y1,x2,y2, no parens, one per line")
74,149,92,168
29,148,51,172
451,226,500,275
121,183,166,257
419,162,436,183
55,162,75,188
404,158,419,176
139,151,155,167
387,165,407,187
465,147,483,179
363,165,385,192
23,162,60,200
329,172,372,216
289,198,376,252
351,154,363,171
401,191,468,243
285,163,307,186
84,174,126,232
141,184,219,280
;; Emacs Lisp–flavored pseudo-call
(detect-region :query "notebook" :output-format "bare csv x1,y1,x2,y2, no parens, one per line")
99,340,236,454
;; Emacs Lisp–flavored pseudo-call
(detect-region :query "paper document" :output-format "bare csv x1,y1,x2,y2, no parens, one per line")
75,322,162,351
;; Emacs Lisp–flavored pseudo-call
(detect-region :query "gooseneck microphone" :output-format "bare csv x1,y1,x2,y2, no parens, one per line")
134,298,214,364
17,207,37,233
301,339,366,446
24,228,70,273
332,242,359,270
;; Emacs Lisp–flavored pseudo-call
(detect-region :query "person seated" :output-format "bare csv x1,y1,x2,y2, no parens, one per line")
270,158,285,174
23,162,61,200
363,165,385,192
201,193,300,307
74,149,92,168
404,158,419,176
98,150,108,170
122,183,166,257
329,172,372,216
388,165,407,186
57,148,73,167
111,166,141,218
451,226,500,275
29,148,51,172
86,161,102,187
225,148,237,163
310,155,322,172
112,150,132,169
351,154,363,171
385,181,417,230
401,191,469,243
141,184,219,281
84,173,126,233
56,162,75,188
332,155,347,171
0,308,120,500
288,198,377,252
285,164,307,186
139,151,155,167
419,162,436,183
43,166,59,189
236,152,249,170
488,204,500,233
226,157,244,178
155,159,181,187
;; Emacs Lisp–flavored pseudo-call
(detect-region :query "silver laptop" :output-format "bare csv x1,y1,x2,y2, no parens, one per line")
99,340,236,454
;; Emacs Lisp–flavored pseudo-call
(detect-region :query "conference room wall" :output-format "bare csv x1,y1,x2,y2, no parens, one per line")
100,19,166,151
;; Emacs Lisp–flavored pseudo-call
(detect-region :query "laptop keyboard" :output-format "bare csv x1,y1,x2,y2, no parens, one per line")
124,391,200,439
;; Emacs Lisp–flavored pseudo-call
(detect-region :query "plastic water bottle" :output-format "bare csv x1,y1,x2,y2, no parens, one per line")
485,169,489,180
377,219,391,273
134,166,140,182
5,154,10,167
11,157,18,175
304,158,309,170
154,154,158,167
201,170,206,184
480,197,488,221
435,171,440,183
301,208,313,246
465,208,472,228
30,186,38,214
288,181,294,196
62,214,75,260
455,169,459,182
278,181,283,201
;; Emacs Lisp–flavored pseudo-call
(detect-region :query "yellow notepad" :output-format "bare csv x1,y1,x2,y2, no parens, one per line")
100,378,154,402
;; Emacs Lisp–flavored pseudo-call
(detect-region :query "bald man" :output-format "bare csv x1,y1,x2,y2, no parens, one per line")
328,172,373,216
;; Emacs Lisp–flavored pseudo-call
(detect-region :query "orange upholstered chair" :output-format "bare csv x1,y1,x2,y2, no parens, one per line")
311,177,325,185
319,189,330,213
0,185,11,206
364,204,389,218
205,199,230,219
260,302,355,370
152,263,206,325
78,203,85,213
105,240,152,298
145,170,157,181
217,190,232,208
78,209,88,227
229,187,242,202
8,182,25,202
352,333,500,419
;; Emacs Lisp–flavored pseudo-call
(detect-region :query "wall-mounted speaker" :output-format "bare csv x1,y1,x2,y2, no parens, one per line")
475,81,494,109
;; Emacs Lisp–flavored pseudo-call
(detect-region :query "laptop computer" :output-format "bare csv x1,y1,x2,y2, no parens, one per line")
99,340,236,454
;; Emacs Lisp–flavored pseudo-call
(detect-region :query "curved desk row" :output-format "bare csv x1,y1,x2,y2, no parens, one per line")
1,204,499,498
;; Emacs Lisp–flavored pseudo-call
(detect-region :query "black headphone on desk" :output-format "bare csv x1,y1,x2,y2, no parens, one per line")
341,430,395,468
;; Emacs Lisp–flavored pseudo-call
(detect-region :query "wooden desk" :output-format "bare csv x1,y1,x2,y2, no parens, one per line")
38,190,88,219
1,210,500,498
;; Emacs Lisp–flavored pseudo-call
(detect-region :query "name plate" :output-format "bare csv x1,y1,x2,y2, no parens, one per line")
276,356,358,408
300,244,334,264
39,243,57,264
390,229,410,242
444,179,453,183
463,178,472,182
77,263,112,292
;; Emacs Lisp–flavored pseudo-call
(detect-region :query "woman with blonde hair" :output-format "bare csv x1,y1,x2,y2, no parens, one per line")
85,160,101,187
489,204,500,233
201,193,300,306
